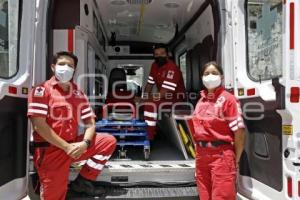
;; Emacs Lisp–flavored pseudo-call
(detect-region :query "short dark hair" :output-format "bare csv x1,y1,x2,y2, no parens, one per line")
52,51,78,67
153,43,168,54
200,61,223,77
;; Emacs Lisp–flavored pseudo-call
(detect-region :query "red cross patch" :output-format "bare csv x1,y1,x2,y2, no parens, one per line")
34,86,45,97
73,90,81,96
167,70,175,79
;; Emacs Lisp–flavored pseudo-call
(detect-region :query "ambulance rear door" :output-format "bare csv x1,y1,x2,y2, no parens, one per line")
230,0,286,199
0,0,35,199
281,0,300,199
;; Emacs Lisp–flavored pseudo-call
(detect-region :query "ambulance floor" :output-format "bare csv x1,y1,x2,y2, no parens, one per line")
110,133,186,161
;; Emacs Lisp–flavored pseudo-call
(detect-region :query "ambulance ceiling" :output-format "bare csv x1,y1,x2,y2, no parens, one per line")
96,0,205,43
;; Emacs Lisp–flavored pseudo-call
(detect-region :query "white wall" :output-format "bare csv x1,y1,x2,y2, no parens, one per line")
174,5,215,60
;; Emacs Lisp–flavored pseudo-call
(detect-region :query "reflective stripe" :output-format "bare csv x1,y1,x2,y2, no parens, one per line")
82,107,91,114
144,111,157,118
81,112,93,119
163,81,177,87
86,159,104,170
93,155,111,161
28,103,48,109
162,84,175,91
148,79,155,84
231,125,238,132
148,76,154,80
238,122,244,128
229,120,237,128
145,120,156,126
28,109,48,115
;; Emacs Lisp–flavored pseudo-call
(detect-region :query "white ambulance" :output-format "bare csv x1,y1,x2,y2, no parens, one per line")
0,0,294,199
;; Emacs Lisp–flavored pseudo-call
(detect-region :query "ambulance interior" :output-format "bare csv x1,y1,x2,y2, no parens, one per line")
48,0,219,162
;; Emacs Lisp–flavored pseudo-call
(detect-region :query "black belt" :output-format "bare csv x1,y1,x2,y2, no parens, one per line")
29,140,74,155
198,140,232,148
33,142,50,148
29,142,49,155
32,140,74,148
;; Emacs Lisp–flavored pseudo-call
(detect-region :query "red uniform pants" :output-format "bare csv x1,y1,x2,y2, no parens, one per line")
34,133,117,200
195,145,237,200
143,98,184,140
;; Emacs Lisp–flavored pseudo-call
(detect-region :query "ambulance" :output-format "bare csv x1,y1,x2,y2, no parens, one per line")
0,0,294,199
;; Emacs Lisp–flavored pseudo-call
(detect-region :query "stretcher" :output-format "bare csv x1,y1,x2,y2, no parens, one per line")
96,103,150,160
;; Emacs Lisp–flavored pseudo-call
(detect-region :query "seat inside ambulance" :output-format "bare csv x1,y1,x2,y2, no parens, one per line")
104,67,136,121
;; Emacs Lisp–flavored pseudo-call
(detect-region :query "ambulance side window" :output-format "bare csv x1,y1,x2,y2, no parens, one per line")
0,0,20,78
179,51,187,87
246,0,282,81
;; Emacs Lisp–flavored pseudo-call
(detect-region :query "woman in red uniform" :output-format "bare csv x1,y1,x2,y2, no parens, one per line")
191,61,245,200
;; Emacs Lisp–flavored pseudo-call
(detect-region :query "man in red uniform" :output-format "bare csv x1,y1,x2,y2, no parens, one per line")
141,44,186,140
28,51,117,199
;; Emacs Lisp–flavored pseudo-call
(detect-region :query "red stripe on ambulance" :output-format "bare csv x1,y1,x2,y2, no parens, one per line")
290,2,294,50
68,29,74,52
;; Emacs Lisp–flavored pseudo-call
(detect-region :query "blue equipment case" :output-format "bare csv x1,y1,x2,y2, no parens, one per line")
96,117,150,160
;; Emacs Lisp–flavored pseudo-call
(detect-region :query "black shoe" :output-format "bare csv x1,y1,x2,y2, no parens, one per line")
70,175,105,196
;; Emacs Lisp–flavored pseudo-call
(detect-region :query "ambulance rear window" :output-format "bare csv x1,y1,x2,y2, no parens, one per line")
246,0,282,82
0,0,20,79
126,66,143,93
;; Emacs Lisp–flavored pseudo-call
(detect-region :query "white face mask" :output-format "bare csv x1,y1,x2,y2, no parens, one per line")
53,64,74,83
202,74,222,90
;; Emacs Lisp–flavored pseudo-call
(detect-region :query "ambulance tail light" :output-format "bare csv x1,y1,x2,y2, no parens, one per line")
8,86,17,94
298,180,300,197
290,87,300,103
247,88,255,96
288,177,292,197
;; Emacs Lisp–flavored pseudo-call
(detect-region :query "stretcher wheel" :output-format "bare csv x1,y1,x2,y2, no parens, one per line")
118,149,127,159
144,148,150,160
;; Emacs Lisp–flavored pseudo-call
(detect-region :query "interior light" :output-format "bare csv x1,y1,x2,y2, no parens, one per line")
164,2,180,9
110,0,127,6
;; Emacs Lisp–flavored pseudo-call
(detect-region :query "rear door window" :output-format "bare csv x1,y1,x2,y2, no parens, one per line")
0,0,20,78
246,0,282,81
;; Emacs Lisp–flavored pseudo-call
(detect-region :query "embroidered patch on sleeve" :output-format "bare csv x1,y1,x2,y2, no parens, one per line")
34,87,45,97
167,70,175,79
73,90,81,96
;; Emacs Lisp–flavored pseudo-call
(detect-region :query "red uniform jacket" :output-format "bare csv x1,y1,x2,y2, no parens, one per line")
192,87,244,142
27,76,95,142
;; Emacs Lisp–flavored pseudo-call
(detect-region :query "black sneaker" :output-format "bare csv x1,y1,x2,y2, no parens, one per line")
70,175,105,196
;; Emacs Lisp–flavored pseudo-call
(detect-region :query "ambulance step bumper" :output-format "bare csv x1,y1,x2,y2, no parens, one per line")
67,186,199,199
69,160,196,184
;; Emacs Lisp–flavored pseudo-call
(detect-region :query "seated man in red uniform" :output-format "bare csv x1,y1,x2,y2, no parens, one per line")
141,44,186,140
28,51,117,199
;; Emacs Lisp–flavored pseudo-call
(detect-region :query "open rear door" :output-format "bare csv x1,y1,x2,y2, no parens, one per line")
281,0,300,198
0,0,35,199
229,0,286,199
